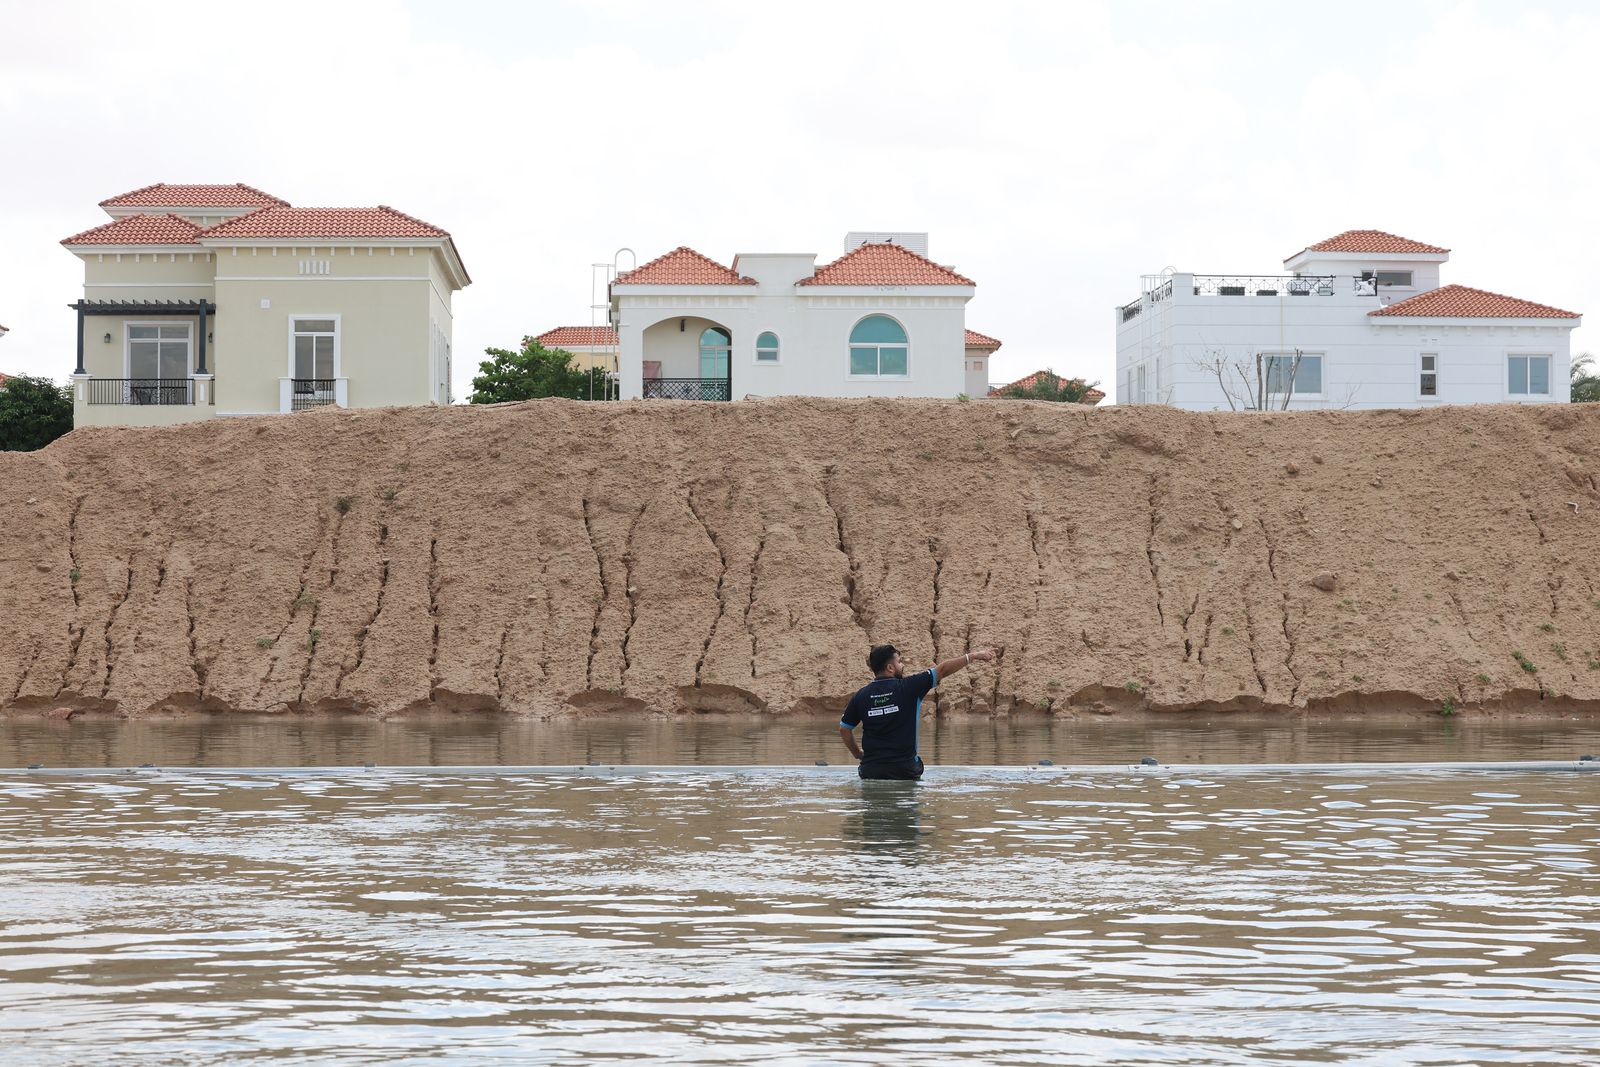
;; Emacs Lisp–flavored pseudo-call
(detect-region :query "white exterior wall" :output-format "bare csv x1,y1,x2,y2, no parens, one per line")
614,268,974,400
1116,272,1576,410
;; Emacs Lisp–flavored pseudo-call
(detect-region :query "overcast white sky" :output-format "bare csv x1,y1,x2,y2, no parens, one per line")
3,0,1596,401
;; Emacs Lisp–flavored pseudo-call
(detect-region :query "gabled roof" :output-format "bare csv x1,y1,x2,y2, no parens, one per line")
613,247,756,286
62,213,203,245
100,183,288,209
989,370,1105,404
199,205,449,240
799,242,974,286
964,329,1002,350
1292,229,1449,257
532,326,618,348
1370,284,1579,319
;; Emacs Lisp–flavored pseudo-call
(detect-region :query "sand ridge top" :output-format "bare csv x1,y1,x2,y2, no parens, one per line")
3,398,1599,718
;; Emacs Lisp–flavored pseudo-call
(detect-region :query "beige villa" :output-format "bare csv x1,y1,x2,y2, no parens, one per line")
63,183,469,426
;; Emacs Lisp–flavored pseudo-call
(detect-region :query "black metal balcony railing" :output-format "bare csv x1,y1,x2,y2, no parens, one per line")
291,379,337,410
87,378,193,405
1191,274,1356,297
643,377,732,401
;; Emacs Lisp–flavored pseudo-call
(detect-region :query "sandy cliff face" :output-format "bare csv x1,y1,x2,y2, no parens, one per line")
3,399,1599,718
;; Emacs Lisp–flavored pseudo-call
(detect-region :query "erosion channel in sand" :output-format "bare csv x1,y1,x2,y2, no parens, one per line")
3,398,1599,720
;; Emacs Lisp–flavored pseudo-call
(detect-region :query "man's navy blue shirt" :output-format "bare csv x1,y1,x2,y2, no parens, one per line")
840,668,938,768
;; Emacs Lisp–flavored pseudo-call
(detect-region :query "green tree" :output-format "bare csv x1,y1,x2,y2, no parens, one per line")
469,340,611,403
997,369,1102,404
1571,353,1600,404
0,375,74,451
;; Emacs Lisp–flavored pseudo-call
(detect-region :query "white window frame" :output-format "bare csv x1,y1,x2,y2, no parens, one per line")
754,330,781,365
845,315,912,381
1374,269,1414,288
287,314,341,381
123,321,193,380
1505,352,1552,399
1418,352,1440,401
1261,350,1326,401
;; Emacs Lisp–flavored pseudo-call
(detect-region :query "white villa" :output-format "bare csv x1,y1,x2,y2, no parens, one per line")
1116,230,1581,410
63,182,469,426
608,233,999,400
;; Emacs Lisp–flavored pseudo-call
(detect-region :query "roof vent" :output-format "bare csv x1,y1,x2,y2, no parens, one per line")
844,231,929,257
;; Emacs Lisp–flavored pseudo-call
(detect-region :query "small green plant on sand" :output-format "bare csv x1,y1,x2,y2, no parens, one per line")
335,495,355,515
380,487,399,502
1552,643,1569,662
917,451,934,461
1221,626,1235,636
256,636,275,649
956,393,971,403
1513,650,1537,675
1123,680,1143,694
1588,659,1600,671
69,567,81,583
307,628,322,649
1351,674,1364,683
1046,677,1062,691
1539,622,1556,633
1440,697,1456,717
1476,673,1491,685
65,470,75,480
1428,617,1440,625
293,593,319,612
1041,696,1054,711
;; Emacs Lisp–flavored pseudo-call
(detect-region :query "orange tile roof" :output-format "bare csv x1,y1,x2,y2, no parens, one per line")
1370,284,1579,319
800,242,975,286
100,183,289,208
989,369,1104,404
1294,229,1449,256
199,205,449,240
62,213,203,245
532,326,618,348
964,329,1001,350
613,247,756,285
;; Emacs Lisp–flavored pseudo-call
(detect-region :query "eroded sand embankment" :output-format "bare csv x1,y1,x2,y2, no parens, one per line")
3,398,1599,718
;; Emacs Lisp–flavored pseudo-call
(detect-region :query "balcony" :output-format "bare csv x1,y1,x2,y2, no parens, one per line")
642,377,732,401
85,377,194,405
278,377,349,413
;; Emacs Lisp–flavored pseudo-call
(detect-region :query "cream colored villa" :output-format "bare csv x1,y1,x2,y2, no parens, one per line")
63,183,469,426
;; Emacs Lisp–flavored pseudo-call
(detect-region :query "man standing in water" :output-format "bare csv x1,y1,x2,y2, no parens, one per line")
838,644,996,780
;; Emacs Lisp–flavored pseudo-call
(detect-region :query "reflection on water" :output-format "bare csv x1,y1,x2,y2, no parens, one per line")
1,767,1596,1064
5,712,1600,768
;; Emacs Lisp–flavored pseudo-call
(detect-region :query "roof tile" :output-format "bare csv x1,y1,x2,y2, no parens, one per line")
964,328,1001,350
800,242,974,286
613,247,756,285
100,183,289,208
199,205,450,240
1370,284,1579,319
1295,229,1449,256
62,213,203,246
989,369,1104,404
532,326,618,347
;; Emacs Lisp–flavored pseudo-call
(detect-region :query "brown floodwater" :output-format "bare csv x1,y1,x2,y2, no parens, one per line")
5,712,1600,770
1,763,1597,1065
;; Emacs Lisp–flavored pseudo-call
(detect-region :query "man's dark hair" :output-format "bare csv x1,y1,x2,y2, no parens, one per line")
868,644,898,674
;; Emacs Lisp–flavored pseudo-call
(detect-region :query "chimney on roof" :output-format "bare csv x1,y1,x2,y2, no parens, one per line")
844,231,929,257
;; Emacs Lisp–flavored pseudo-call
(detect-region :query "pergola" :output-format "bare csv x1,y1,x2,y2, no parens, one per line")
68,299,217,375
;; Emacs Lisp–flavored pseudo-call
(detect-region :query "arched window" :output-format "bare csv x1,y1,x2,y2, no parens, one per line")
756,331,780,362
848,315,908,377
699,326,731,380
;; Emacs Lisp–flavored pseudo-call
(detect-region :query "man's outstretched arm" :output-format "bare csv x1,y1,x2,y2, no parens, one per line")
933,647,996,681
